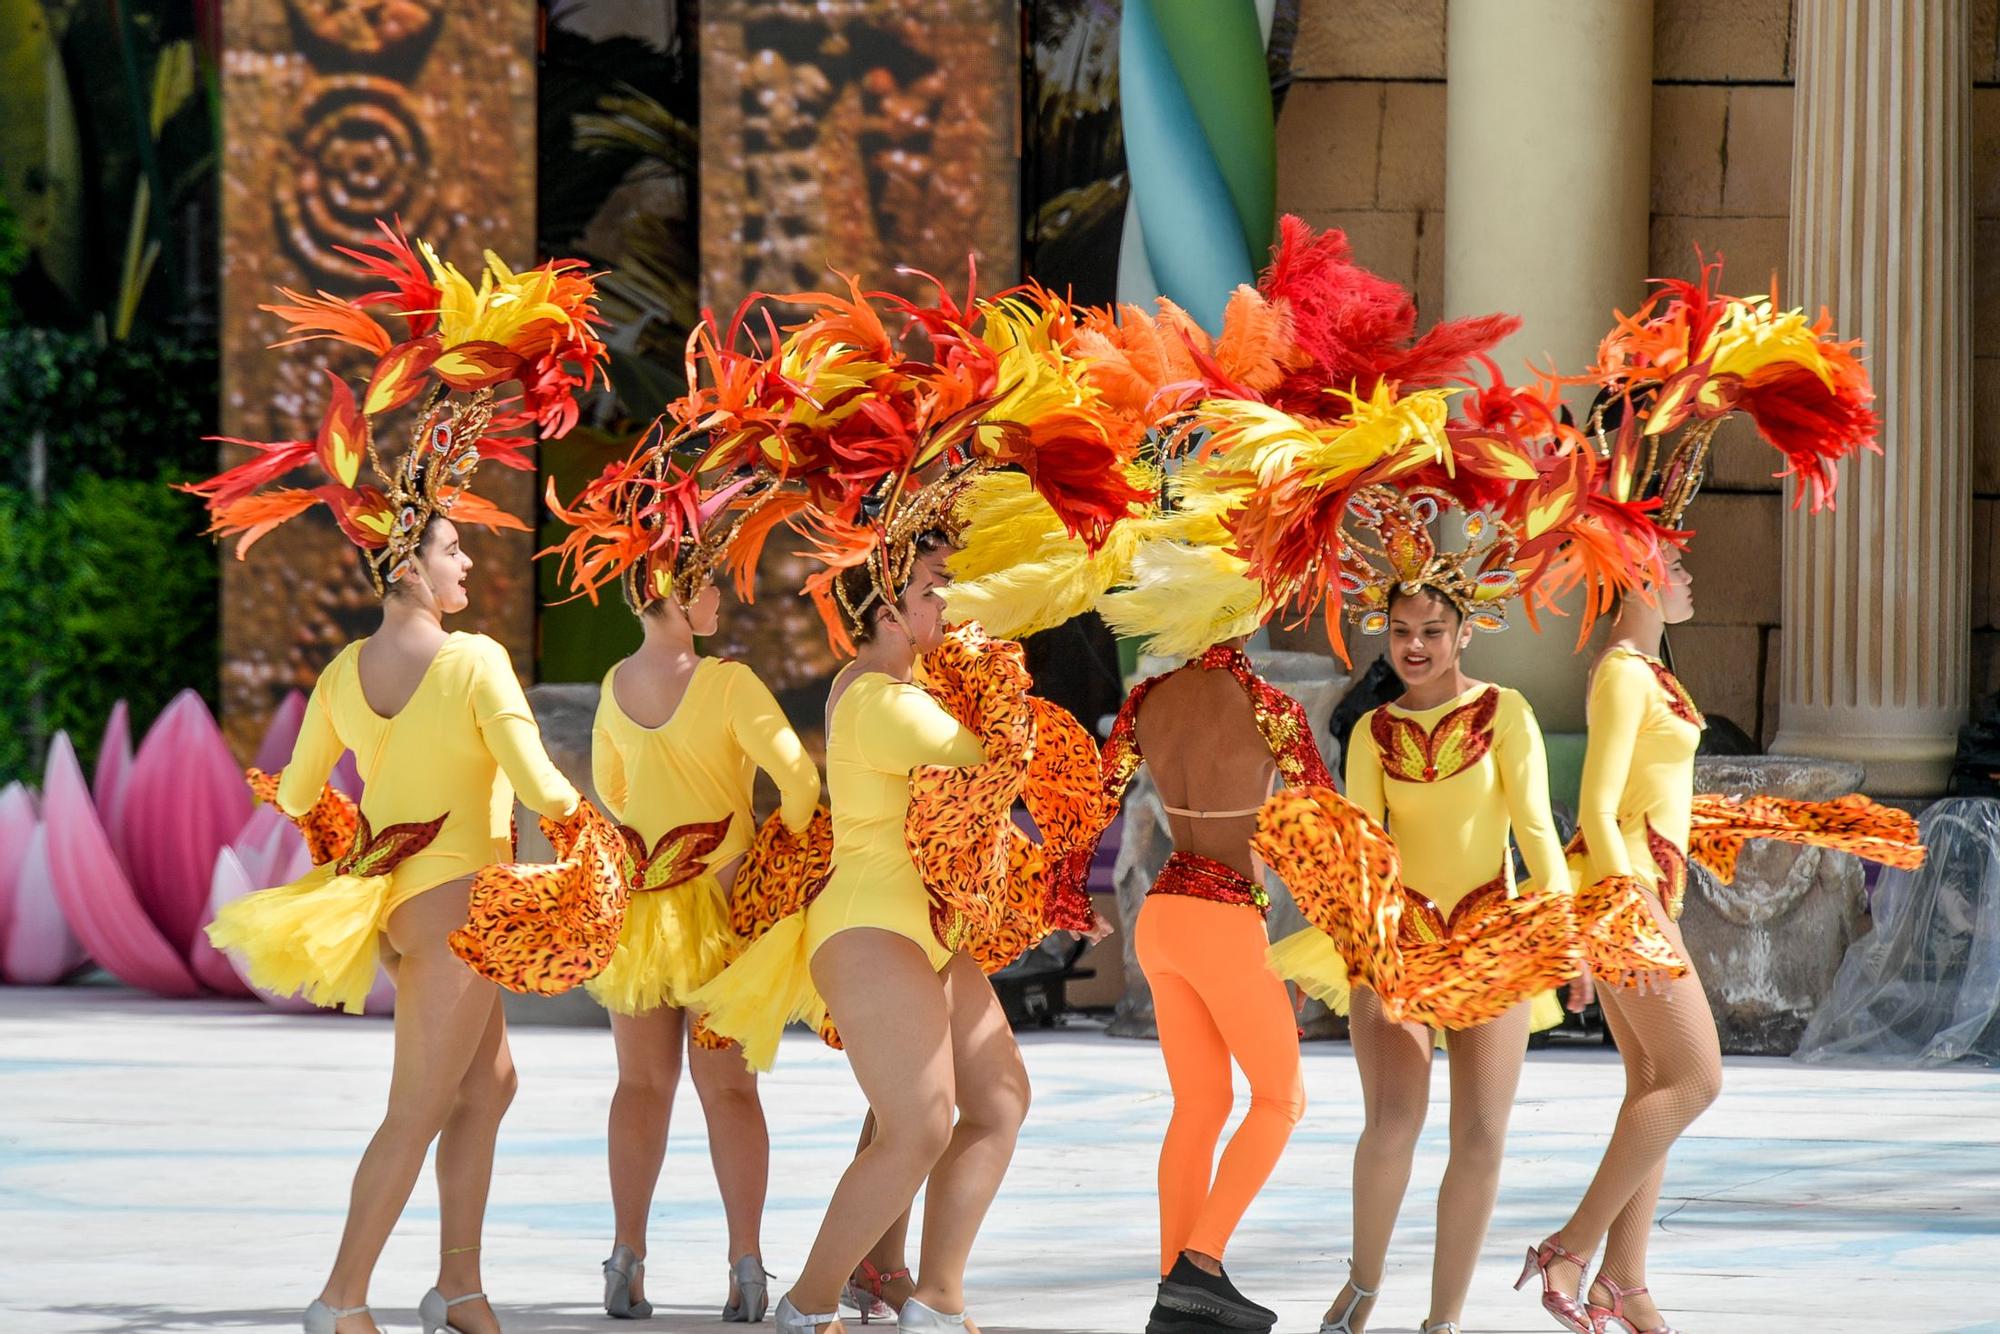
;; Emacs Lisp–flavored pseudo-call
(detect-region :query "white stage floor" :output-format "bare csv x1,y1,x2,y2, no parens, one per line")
3,986,1996,1333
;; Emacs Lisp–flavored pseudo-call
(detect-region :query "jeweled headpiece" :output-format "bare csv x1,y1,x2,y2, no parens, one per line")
182,220,608,595
1337,485,1521,634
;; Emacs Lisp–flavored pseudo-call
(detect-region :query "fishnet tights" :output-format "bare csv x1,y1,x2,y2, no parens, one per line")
1557,910,1722,1311
1336,987,1533,1330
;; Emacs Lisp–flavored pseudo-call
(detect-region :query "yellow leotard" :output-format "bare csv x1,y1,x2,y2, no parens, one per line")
1270,682,1571,1032
209,631,579,1012
587,656,821,1015
1577,648,1702,913
690,668,984,1069
804,670,985,969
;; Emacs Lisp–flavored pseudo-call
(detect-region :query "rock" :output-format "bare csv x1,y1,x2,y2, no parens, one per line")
1108,648,1353,1040
1677,755,1870,1055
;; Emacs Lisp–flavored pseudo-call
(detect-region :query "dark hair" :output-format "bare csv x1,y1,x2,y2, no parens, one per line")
836,563,885,644
377,514,450,598
1384,583,1461,622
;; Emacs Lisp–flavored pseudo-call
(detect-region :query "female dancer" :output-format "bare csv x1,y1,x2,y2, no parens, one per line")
700,547,1031,1334
1522,273,1920,1334
547,459,821,1321
195,227,608,1334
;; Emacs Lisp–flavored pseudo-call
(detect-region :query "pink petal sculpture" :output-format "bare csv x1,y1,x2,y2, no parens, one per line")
119,690,252,958
0,789,89,985
93,702,134,862
40,733,202,996
253,691,308,775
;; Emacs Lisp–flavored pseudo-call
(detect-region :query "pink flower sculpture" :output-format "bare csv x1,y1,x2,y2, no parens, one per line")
21,688,392,1012
0,784,89,984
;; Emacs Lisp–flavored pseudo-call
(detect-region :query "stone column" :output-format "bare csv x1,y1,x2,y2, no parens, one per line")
1773,0,1972,795
1443,0,1654,731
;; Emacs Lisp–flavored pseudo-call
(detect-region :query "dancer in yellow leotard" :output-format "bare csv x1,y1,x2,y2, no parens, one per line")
1518,270,1923,1334
679,273,1132,1334
192,224,609,1334
545,448,821,1322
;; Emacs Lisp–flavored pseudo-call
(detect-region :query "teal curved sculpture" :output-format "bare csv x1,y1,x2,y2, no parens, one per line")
1118,0,1277,330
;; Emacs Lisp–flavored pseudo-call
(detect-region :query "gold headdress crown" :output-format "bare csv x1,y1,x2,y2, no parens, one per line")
1336,485,1522,635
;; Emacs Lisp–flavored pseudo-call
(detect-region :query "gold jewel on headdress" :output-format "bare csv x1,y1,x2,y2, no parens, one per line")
368,388,498,593
1336,485,1522,635
826,461,989,638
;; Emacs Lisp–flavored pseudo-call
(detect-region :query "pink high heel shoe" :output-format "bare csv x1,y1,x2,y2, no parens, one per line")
1513,1235,1594,1334
1587,1276,1681,1334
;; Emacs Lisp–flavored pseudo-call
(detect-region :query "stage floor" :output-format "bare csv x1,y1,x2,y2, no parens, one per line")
3,986,1996,1334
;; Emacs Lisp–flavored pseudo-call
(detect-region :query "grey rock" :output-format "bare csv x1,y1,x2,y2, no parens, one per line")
1676,754,1870,1055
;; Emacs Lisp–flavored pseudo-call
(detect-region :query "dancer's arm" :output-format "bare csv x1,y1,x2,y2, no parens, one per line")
276,677,344,819
1342,711,1387,826
1495,690,1572,896
725,662,822,832
1576,657,1648,881
858,680,985,772
591,707,627,823
468,637,582,820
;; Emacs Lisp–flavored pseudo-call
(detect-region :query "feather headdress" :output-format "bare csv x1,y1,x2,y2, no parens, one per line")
180,220,608,593
675,271,1149,654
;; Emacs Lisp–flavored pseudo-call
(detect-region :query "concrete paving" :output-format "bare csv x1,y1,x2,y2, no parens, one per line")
3,985,1997,1334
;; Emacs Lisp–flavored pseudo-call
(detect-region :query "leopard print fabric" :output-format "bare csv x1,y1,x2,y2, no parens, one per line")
1688,792,1925,883
906,623,1036,953
1257,788,1584,1030
245,767,358,866
449,797,627,996
728,807,834,941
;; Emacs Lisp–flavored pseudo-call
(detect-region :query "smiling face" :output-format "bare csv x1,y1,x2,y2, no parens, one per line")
1385,586,1470,689
403,517,472,614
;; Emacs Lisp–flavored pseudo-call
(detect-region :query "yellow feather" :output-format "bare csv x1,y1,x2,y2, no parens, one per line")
1098,540,1265,662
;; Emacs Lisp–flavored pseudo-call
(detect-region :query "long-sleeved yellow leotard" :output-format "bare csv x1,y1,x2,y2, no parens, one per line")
586,656,821,1015
691,669,986,1069
1269,682,1575,1032
208,631,580,1012
1575,648,1701,915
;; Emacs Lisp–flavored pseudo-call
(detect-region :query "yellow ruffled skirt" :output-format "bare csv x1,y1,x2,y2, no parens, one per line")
586,871,739,1016
206,863,398,1015
687,911,829,1073
1269,926,1564,1043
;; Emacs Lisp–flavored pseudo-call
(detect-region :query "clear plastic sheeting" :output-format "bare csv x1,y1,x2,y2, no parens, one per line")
1796,798,2000,1067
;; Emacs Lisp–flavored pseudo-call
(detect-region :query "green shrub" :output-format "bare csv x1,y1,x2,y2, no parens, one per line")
0,328,217,783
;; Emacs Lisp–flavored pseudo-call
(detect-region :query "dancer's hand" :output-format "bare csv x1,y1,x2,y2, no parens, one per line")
1565,966,1595,1012
1081,913,1116,945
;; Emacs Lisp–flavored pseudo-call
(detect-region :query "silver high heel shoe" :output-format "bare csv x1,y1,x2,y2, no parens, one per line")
419,1287,486,1334
896,1298,968,1331
303,1300,370,1333
1319,1268,1382,1334
1418,1323,1460,1333
774,1295,845,1333
724,1254,773,1323
603,1244,653,1320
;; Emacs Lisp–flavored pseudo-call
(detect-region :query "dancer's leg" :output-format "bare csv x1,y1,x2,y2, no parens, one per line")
1136,901,1235,1276
1427,999,1533,1328
1177,910,1304,1264
788,930,955,1318
318,879,495,1325
431,990,516,1333
1325,986,1433,1333
850,1114,917,1313
908,952,1032,1316
605,1004,687,1305
1548,911,1721,1329
690,1035,770,1289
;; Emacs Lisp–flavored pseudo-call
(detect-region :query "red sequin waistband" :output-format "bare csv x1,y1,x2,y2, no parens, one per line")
1149,851,1269,916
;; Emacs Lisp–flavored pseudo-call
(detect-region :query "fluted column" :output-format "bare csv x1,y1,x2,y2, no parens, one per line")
1774,0,1972,795
1444,0,1654,731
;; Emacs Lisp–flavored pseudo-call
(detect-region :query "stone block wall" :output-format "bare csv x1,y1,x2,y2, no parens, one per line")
1277,0,2000,739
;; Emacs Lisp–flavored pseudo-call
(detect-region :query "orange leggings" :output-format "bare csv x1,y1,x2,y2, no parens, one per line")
1136,892,1305,1273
